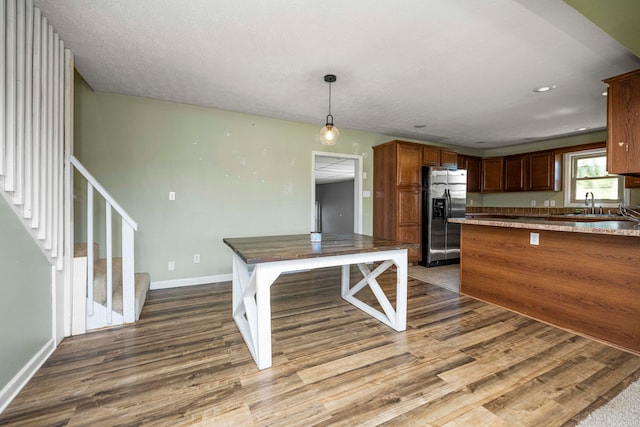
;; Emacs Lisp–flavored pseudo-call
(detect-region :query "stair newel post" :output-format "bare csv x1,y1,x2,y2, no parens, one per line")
106,204,112,325
122,220,135,323
87,184,94,316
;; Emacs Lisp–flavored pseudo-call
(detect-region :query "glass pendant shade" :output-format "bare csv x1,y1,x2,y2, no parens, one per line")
320,115,339,146
319,74,339,146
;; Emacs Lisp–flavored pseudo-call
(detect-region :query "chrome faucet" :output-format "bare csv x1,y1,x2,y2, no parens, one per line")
585,192,595,214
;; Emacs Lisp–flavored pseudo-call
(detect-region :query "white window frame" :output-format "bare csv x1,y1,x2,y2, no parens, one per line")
563,148,628,209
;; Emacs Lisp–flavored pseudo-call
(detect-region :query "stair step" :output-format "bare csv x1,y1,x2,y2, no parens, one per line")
75,246,150,323
74,243,99,262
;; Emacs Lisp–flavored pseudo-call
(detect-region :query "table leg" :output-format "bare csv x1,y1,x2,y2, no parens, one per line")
341,250,407,332
393,251,408,331
231,254,280,370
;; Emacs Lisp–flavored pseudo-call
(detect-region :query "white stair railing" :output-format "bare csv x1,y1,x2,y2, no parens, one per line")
0,0,68,271
70,155,138,324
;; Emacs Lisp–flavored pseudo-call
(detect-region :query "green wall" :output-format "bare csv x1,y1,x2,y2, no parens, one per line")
0,196,52,389
565,0,640,58
74,78,402,282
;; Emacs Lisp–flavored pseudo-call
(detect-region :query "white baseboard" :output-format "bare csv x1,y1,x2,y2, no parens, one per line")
150,273,232,290
0,338,56,414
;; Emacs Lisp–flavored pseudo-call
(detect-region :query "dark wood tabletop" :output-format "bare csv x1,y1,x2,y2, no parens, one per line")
223,233,417,264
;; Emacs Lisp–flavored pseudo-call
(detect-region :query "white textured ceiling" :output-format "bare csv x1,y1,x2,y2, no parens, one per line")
315,156,356,184
34,0,640,149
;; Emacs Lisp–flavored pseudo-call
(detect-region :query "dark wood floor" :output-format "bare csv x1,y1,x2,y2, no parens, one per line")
2,267,639,426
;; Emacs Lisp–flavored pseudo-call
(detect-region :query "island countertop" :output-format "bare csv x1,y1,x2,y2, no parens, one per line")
449,216,640,237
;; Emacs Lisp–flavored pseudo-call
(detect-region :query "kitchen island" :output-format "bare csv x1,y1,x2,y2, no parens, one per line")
449,217,640,354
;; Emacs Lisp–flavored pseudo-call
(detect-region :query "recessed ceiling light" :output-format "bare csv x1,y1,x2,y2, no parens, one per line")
575,127,589,131
602,91,608,96
474,141,487,144
533,85,557,93
413,124,427,128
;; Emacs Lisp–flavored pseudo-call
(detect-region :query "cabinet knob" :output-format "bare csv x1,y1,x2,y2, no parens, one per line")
618,141,625,148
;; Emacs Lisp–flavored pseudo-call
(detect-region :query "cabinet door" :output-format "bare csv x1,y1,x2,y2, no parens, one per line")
481,157,504,192
422,146,441,166
397,189,421,226
464,156,481,193
397,225,421,262
625,176,640,188
606,70,640,174
529,151,555,191
440,150,458,169
397,189,421,262
504,155,527,191
397,143,422,186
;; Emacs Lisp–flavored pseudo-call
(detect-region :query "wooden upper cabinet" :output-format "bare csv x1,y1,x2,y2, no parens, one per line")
440,150,458,169
422,146,441,166
458,155,481,192
397,142,422,186
604,69,640,176
625,176,640,188
481,157,504,192
504,154,528,192
501,150,561,192
529,150,560,191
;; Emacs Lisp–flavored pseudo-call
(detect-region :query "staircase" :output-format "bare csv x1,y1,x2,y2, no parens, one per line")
74,243,150,330
1,2,147,335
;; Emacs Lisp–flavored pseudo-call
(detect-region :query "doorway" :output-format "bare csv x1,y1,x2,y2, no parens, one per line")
311,152,363,234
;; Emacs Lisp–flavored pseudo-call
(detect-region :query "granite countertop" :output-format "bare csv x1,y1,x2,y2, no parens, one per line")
449,216,640,237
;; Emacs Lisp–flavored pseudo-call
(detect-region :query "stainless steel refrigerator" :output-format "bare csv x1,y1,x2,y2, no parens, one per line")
419,166,467,267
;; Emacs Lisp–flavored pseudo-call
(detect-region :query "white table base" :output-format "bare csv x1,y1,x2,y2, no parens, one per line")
231,249,408,370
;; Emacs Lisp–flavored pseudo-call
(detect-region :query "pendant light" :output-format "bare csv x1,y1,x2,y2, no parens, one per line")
319,74,340,146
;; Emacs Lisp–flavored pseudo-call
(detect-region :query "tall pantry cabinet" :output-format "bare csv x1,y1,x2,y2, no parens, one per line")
373,140,422,262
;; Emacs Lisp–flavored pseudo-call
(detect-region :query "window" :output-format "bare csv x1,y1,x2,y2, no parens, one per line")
564,148,626,207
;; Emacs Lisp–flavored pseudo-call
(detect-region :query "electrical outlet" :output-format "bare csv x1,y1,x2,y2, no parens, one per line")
362,191,371,198
469,199,474,206
530,232,539,246
194,254,200,263
531,200,536,207
550,200,556,207
169,191,175,201
544,200,549,207
168,261,175,271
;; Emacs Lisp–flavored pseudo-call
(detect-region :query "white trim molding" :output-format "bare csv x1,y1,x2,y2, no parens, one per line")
150,273,232,290
0,338,55,413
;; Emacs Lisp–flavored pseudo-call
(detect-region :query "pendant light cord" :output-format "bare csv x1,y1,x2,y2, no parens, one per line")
328,81,332,117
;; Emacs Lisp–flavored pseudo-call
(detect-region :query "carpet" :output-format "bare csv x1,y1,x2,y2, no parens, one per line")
577,378,640,426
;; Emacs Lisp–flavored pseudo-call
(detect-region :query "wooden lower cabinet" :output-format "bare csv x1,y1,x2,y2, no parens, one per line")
396,225,421,261
460,224,640,354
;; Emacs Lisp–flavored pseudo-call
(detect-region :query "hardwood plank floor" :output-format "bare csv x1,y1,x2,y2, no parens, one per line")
2,267,639,426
